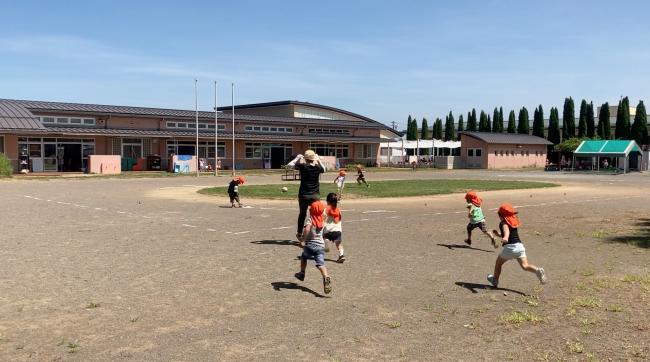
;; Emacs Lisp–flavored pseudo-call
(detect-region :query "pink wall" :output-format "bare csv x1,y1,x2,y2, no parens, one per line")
88,155,121,174
461,136,548,169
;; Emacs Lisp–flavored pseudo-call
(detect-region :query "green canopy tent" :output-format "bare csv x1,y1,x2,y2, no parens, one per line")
573,140,643,173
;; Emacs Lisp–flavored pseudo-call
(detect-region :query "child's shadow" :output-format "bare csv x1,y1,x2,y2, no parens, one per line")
251,239,297,246
271,281,327,298
455,281,527,296
437,243,494,253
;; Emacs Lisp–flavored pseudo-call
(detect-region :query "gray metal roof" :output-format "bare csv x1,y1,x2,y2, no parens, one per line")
0,101,45,130
0,98,391,130
15,126,384,143
460,132,552,145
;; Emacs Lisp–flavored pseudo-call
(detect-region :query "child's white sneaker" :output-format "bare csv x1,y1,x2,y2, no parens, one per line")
487,274,498,288
536,268,547,284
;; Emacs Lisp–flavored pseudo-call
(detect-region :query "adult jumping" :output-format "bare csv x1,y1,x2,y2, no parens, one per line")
287,150,325,240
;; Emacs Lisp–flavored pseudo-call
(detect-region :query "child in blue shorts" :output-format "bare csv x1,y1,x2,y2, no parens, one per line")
295,200,332,294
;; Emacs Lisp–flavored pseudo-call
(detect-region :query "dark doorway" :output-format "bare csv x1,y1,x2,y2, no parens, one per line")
271,147,284,169
62,144,82,172
177,145,194,156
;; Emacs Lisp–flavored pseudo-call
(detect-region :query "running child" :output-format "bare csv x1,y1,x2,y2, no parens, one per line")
295,200,332,294
333,170,347,199
487,203,547,288
356,164,368,187
464,191,497,247
227,176,244,208
324,193,345,263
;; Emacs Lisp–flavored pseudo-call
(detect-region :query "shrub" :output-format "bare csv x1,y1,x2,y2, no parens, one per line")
0,153,13,178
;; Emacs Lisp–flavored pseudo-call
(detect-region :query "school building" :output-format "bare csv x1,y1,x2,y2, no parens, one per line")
0,99,398,173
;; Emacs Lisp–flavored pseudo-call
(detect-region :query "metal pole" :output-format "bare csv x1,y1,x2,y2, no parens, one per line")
231,82,235,177
195,79,199,177
214,81,218,176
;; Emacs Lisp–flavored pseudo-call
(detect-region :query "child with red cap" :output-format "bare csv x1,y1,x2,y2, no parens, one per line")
487,203,547,287
227,176,245,208
464,191,497,248
295,200,332,294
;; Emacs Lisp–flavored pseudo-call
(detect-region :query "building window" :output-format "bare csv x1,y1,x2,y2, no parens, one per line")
166,140,225,158
122,138,142,159
467,149,474,157
310,143,350,158
0,136,4,154
166,121,224,130
244,125,293,133
308,128,351,135
38,115,95,126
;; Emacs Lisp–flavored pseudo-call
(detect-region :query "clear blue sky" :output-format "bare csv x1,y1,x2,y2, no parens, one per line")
1,0,648,129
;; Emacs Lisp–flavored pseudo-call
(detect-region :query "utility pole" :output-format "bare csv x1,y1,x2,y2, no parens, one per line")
391,121,398,130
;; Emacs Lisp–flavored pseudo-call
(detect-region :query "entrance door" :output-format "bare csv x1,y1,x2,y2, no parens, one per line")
62,144,82,171
271,147,284,169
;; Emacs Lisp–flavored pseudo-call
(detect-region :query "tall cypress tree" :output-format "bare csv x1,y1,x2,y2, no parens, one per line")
586,101,595,138
614,96,631,139
492,107,499,132
420,118,430,140
598,102,611,140
444,112,455,141
547,107,561,144
533,105,545,138
434,118,443,140
479,110,488,132
517,107,530,134
631,100,648,145
507,110,516,133
406,115,413,140
499,107,504,132
467,108,478,131
563,97,575,139
578,99,587,137
457,114,464,140
487,114,492,132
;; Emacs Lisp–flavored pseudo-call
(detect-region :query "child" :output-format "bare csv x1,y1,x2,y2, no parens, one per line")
324,193,345,263
333,170,347,200
356,164,369,187
295,201,332,294
227,176,244,208
464,191,497,247
487,203,547,288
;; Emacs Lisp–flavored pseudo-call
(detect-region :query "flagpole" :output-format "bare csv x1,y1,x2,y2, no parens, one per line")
195,79,199,177
231,82,235,177
214,81,218,176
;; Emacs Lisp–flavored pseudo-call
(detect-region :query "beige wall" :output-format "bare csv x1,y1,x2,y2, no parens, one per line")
461,136,547,169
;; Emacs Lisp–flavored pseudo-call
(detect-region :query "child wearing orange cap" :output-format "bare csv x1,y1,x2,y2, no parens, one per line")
295,200,332,294
334,170,347,200
227,176,244,208
464,192,497,248
487,203,547,288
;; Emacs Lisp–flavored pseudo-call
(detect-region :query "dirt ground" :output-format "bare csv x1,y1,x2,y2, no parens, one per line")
1,170,649,361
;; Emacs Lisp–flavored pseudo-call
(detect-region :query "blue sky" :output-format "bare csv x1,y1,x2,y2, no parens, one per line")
1,0,648,129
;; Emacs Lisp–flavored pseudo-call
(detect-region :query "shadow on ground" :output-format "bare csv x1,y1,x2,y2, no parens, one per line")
251,239,297,246
606,218,650,248
455,282,527,296
437,243,494,253
271,282,326,298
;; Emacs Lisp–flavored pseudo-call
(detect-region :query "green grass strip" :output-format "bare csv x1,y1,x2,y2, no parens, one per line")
198,179,558,199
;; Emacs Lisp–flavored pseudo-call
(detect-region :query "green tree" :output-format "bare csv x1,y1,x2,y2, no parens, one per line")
631,100,648,145
479,110,489,132
578,99,587,137
547,107,561,145
487,114,492,132
597,102,611,140
444,112,456,141
406,115,415,140
457,114,464,140
532,105,545,138
420,118,430,140
615,97,631,139
517,107,530,134
499,107,504,132
586,101,595,138
555,137,589,153
563,97,575,139
467,108,478,131
492,107,500,132
507,110,516,133
434,118,444,140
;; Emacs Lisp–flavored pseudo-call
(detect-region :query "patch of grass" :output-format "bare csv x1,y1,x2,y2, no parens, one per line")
423,304,433,311
0,153,12,178
198,179,558,199
566,339,584,354
501,310,544,325
571,297,601,309
581,269,594,277
130,316,140,322
522,296,540,307
66,340,80,353
383,321,401,329
85,302,100,309
592,229,610,239
621,274,650,285
606,305,623,312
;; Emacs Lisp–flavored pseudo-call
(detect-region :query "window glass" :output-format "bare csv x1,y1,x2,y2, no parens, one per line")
83,118,95,125
468,149,474,157
476,149,482,157
0,136,4,154
29,143,42,157
56,118,68,124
